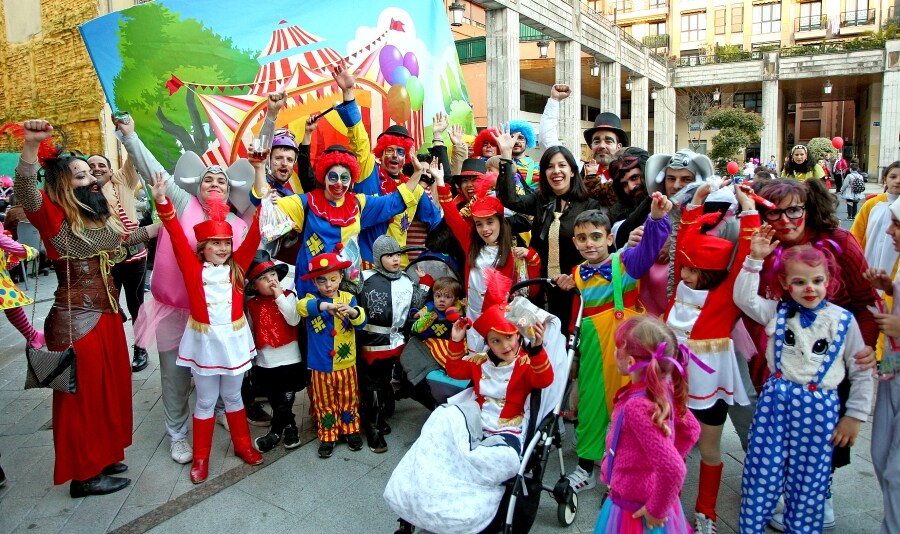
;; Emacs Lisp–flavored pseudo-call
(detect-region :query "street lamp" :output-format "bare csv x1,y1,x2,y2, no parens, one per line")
824,79,833,94
537,39,549,59
590,59,600,77
651,87,658,100
449,0,465,27
712,87,721,102
625,75,633,92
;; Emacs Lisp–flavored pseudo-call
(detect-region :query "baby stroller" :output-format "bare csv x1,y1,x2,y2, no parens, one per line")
384,278,583,533
398,250,471,407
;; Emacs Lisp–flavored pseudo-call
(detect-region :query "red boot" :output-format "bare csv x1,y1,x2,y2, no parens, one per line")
226,408,264,466
695,461,724,522
190,416,215,484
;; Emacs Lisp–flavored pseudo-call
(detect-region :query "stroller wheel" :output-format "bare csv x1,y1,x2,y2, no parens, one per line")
557,487,577,526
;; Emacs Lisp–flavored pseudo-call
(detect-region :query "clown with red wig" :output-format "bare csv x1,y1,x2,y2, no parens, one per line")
332,63,442,267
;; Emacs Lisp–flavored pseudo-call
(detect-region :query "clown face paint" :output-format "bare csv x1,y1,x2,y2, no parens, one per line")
324,165,352,201
782,259,828,310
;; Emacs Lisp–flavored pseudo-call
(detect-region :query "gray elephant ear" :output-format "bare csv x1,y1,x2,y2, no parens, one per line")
173,152,207,198
227,158,254,216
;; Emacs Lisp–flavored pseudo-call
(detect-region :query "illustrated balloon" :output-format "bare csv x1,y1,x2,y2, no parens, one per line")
726,161,740,175
406,76,425,111
387,84,411,123
403,52,419,77
379,45,403,84
392,66,411,87
832,136,844,150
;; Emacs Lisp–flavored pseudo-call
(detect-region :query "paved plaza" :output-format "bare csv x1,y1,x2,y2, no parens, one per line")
0,188,888,534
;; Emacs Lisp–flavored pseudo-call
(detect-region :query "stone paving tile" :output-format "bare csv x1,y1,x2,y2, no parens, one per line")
12,513,71,534
0,495,39,533
146,488,295,534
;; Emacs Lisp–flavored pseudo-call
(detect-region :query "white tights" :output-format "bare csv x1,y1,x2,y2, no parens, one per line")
193,372,244,419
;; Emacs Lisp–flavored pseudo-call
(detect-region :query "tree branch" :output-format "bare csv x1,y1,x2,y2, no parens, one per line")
156,106,198,154
185,90,208,153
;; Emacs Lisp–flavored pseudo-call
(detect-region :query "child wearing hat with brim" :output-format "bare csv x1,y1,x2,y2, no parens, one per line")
244,250,307,453
297,250,368,458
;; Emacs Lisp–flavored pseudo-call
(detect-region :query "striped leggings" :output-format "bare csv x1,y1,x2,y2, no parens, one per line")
310,367,360,442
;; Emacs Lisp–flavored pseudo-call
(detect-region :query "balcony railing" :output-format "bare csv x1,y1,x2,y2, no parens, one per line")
643,33,669,48
581,3,616,31
621,30,644,49
841,9,876,27
519,23,545,42
676,50,761,67
795,15,827,32
780,38,884,56
455,37,486,64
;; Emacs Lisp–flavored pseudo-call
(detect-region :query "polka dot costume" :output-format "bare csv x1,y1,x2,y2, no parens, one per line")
0,246,36,310
738,303,851,533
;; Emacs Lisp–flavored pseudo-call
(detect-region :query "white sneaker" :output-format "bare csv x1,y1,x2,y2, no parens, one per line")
565,466,596,493
823,493,835,529
216,412,230,432
694,512,717,534
769,495,786,532
170,438,193,464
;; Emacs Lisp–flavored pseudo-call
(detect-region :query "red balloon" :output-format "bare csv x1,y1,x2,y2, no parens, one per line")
832,137,844,149
726,161,740,175
445,306,460,322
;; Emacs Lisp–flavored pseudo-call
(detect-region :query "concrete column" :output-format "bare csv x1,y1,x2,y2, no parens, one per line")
486,8,520,126
879,40,900,172
630,77,649,149
600,62,621,116
653,87,676,154
761,79,780,163
555,40,581,155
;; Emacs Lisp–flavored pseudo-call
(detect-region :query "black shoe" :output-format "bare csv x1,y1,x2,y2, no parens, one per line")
0,463,6,488
378,420,392,436
254,431,281,453
366,428,388,453
131,346,149,373
283,425,301,449
346,432,364,451
318,441,335,458
395,518,414,534
69,474,131,498
39,268,49,276
246,402,272,427
101,463,128,475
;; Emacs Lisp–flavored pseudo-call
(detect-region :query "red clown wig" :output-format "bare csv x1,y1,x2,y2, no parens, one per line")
472,128,500,157
314,146,361,186
373,134,415,164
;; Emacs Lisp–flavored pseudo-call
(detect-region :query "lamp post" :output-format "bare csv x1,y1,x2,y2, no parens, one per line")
824,79,833,94
712,87,721,102
590,59,600,77
449,0,465,27
537,39,549,59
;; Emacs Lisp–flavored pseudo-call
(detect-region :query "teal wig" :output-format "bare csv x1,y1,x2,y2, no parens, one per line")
508,120,536,149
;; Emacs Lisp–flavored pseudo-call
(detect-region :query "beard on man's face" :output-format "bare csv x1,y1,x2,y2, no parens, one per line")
73,185,111,219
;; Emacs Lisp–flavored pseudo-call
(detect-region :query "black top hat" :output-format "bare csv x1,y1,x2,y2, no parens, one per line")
453,158,487,182
245,250,290,296
321,144,355,156
377,124,414,142
583,112,629,147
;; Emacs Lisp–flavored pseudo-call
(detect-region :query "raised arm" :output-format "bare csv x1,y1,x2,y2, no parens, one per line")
495,127,538,214
448,124,467,176
538,85,570,149
13,120,54,213
117,117,193,214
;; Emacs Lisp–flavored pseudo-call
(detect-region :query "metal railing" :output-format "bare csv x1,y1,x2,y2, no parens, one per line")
795,15,827,32
581,3,616,31
840,9,876,27
643,33,669,48
455,37,486,64
780,39,884,56
621,30,644,49
519,23,546,42
676,50,761,67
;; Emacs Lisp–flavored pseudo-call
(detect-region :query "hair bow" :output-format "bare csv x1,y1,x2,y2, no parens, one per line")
813,238,842,255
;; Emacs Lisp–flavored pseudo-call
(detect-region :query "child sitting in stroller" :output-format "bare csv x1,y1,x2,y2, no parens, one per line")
385,269,554,534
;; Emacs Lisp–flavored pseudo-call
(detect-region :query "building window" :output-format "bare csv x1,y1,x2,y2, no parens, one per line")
752,4,781,34
734,92,763,114
649,0,666,8
715,8,726,35
649,21,667,35
681,13,706,43
799,2,823,30
520,91,546,115
732,6,743,28
688,140,708,154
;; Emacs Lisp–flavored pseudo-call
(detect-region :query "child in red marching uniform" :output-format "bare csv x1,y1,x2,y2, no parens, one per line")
594,316,700,534
244,250,306,453
297,250,368,458
150,173,265,484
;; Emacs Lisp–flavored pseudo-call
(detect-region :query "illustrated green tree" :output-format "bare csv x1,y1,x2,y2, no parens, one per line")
113,2,259,169
705,106,763,172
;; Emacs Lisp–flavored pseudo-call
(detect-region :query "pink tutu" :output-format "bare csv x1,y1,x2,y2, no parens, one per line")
594,494,693,533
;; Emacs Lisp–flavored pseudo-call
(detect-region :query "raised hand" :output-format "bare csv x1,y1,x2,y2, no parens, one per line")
22,120,54,144
863,267,893,294
266,91,287,118
649,191,673,220
532,320,545,347
451,318,468,342
550,84,571,101
432,112,449,138
113,113,135,136
749,226,780,260
448,124,464,147
305,116,319,135
330,60,357,99
150,171,169,204
584,159,599,176
735,182,756,212
494,123,515,159
429,158,444,185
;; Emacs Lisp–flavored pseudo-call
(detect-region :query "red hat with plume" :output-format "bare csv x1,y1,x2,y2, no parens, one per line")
194,191,233,242
472,128,499,157
677,212,734,271
472,268,518,339
469,172,504,218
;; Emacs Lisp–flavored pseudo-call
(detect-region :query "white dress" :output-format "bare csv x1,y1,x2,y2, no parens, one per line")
466,245,499,354
667,281,750,410
177,264,257,376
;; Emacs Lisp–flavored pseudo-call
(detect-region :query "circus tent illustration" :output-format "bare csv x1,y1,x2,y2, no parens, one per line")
164,19,424,166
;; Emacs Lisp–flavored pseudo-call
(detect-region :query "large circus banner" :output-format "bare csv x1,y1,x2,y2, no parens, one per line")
78,0,475,179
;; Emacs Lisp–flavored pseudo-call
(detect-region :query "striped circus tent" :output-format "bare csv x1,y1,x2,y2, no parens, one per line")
251,20,344,95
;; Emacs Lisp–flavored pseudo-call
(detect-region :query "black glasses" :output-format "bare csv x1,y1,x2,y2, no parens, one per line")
763,205,805,222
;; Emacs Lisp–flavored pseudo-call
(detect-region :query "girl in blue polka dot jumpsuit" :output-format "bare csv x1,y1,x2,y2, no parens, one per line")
733,230,874,533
